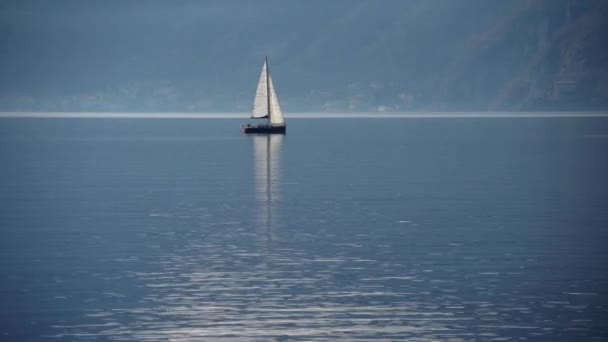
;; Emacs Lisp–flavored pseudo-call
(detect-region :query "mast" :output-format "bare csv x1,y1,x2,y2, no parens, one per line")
265,56,271,124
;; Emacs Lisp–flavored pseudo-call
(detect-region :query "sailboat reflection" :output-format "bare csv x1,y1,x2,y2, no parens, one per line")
252,134,284,241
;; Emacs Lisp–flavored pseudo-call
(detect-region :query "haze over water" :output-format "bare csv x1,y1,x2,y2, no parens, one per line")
1,116,607,341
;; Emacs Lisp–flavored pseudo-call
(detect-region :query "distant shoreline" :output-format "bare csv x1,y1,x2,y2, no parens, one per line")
1,112,607,119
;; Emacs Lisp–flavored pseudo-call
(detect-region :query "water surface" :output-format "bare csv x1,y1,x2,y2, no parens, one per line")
1,117,607,341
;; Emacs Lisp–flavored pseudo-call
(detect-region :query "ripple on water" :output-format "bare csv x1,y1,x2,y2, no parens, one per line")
41,143,608,342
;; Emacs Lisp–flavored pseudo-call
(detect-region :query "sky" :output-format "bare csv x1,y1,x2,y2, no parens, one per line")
0,0,606,112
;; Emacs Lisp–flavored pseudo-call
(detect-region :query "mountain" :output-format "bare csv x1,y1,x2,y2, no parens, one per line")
0,0,606,112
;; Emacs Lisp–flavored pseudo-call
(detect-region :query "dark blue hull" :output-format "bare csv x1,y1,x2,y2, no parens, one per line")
242,124,286,134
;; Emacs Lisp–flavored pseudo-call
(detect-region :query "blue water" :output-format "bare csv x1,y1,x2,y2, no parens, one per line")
1,117,607,341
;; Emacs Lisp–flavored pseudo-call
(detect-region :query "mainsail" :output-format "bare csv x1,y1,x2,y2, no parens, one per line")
268,75,284,125
251,59,285,126
252,61,269,119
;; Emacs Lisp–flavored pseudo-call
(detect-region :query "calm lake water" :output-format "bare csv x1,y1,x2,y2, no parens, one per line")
1,117,607,341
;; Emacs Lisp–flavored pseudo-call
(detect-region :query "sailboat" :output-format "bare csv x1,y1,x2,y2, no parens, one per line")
242,57,286,134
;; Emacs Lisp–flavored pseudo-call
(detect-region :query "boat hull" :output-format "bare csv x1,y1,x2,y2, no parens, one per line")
242,124,286,134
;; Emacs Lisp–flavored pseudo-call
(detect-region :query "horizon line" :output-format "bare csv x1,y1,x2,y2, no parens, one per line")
1,111,608,119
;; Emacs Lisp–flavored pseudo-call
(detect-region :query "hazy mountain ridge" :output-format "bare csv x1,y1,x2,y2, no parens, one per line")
0,0,606,112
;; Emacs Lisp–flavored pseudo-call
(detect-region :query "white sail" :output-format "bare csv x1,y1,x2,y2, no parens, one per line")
251,58,285,126
252,61,269,118
268,74,285,126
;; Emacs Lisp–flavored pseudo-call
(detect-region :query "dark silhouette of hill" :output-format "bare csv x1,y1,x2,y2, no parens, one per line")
0,0,606,112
